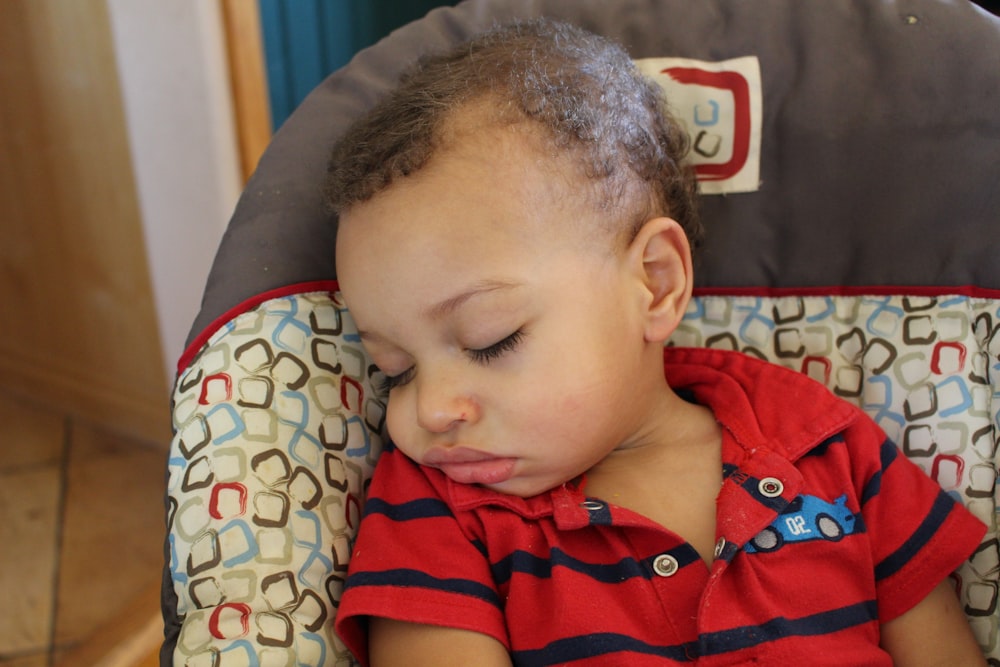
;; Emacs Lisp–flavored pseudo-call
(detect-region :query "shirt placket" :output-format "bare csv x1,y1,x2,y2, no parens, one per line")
695,448,805,661
561,485,713,657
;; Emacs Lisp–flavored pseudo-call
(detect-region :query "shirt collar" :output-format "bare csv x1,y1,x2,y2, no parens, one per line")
442,348,857,522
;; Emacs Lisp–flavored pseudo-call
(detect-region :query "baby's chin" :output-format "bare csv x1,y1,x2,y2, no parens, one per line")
479,473,571,499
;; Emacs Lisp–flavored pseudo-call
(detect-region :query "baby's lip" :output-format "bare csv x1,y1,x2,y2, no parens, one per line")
423,447,517,485
423,446,502,465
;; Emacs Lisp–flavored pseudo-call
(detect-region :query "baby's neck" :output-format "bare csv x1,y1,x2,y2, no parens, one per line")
584,397,723,565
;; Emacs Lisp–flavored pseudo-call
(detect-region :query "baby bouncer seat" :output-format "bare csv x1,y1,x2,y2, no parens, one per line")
162,0,1000,664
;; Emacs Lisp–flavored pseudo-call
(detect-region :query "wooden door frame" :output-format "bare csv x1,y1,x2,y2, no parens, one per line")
220,0,273,183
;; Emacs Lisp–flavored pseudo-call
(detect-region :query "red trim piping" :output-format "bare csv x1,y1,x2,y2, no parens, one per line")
176,280,340,376
693,284,1000,299
177,280,1000,377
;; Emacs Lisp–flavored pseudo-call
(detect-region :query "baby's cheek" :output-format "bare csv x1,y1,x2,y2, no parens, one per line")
550,385,599,421
384,399,415,452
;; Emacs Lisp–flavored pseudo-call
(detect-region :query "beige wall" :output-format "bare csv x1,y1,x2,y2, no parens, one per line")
0,1,241,446
106,0,241,388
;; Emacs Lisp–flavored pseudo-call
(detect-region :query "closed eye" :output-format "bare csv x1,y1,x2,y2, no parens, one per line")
378,329,525,394
379,366,414,393
468,329,525,365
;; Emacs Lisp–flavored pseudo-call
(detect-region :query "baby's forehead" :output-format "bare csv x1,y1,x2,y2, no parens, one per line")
340,134,616,244
435,100,548,153
335,100,634,254
439,106,601,190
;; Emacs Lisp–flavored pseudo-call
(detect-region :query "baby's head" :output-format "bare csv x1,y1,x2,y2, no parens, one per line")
327,18,701,250
329,19,701,497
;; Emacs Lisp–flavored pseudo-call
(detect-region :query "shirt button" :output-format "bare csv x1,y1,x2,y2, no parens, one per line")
714,537,727,559
652,554,679,577
758,477,784,498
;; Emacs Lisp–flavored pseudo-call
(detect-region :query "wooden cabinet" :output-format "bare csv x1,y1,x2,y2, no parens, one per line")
0,1,170,445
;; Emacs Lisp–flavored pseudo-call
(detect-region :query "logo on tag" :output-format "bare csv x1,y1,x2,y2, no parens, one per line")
635,56,762,195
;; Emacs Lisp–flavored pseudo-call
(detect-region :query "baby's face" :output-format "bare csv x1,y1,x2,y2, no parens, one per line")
336,123,659,497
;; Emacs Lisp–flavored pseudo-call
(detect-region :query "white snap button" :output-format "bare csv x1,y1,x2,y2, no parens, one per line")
652,554,679,577
758,477,784,498
581,500,605,511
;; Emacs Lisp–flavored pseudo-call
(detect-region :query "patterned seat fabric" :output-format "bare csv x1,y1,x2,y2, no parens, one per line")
166,290,1000,665
168,290,380,664
163,1,1000,664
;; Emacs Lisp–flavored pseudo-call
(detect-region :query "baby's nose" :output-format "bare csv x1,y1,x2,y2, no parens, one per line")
415,376,479,433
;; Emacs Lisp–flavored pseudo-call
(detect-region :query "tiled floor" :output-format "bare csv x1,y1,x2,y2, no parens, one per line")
0,388,167,666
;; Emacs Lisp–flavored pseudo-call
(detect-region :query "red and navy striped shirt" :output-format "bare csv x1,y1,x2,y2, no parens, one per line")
336,347,985,665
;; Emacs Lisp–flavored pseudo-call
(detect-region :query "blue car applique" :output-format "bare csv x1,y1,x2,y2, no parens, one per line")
745,494,858,553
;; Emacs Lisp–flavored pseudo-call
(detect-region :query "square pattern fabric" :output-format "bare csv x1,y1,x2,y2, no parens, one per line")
166,290,999,665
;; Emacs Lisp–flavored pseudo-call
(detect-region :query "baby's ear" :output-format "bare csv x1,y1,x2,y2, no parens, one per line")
628,217,694,343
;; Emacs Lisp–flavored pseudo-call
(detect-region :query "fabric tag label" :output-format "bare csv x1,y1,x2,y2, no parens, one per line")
635,56,763,195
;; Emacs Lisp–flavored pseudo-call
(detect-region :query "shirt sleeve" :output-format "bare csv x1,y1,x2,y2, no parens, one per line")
847,414,987,623
334,445,509,666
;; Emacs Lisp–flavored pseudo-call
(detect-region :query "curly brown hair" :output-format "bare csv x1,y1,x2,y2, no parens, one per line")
326,18,701,250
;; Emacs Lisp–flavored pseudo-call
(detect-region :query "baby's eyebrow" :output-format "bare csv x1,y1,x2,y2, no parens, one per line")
424,280,522,320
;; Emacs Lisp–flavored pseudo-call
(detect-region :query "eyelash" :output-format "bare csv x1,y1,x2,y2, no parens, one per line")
379,367,413,394
468,329,525,364
377,329,526,394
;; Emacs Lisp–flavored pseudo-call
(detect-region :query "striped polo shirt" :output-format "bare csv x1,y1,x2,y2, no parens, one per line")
336,347,985,665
